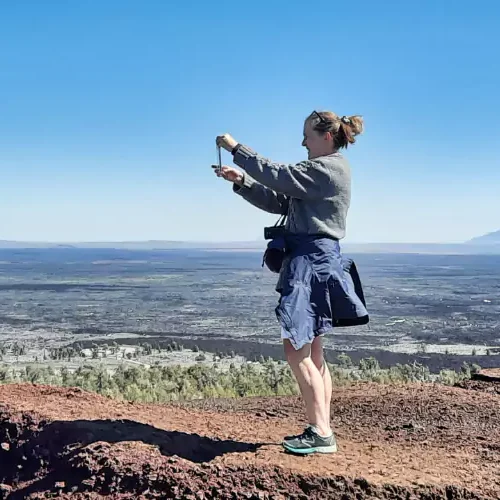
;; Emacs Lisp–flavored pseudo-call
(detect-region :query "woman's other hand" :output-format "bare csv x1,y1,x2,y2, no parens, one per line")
214,165,244,186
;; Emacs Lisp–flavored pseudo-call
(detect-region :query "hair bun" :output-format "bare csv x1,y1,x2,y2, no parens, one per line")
347,115,364,136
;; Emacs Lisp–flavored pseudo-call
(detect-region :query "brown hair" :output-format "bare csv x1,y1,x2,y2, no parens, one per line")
307,110,364,149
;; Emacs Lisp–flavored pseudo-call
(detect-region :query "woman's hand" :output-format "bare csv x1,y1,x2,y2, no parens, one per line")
216,133,238,152
214,165,244,186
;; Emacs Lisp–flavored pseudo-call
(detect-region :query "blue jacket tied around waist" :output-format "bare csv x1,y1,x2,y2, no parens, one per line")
274,235,369,350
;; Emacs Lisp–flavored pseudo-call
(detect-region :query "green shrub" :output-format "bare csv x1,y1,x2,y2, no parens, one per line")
0,355,477,403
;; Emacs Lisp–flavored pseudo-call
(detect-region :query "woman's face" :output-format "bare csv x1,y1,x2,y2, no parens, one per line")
302,119,333,160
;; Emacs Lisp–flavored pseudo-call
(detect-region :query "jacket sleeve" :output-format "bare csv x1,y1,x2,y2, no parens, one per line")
232,144,334,200
232,173,289,215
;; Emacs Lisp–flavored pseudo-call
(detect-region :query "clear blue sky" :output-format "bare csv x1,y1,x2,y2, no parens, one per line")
1,0,499,243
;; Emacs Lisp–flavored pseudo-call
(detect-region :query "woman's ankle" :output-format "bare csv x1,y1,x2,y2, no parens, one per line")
310,423,332,438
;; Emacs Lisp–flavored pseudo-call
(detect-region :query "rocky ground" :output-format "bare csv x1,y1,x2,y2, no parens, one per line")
0,376,499,499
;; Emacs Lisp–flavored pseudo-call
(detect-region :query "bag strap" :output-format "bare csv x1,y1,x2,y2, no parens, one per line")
274,212,287,227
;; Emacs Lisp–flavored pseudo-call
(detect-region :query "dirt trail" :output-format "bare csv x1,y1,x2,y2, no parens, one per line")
0,381,499,499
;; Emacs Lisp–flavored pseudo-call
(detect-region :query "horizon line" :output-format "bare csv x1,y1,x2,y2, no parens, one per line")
1,238,498,246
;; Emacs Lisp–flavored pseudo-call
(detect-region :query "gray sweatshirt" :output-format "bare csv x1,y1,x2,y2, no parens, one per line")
232,144,351,240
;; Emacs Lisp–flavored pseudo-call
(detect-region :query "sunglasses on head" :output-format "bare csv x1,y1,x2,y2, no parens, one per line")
312,110,327,124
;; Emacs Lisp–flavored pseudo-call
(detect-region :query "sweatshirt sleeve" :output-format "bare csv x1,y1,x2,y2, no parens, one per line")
232,172,289,215
232,144,334,200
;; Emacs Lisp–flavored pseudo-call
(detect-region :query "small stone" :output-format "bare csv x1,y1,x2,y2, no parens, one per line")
0,443,9,451
55,481,65,489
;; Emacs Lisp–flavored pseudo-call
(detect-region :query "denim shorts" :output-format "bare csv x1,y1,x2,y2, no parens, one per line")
275,234,369,350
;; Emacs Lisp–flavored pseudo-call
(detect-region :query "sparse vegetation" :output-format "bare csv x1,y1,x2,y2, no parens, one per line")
337,352,353,368
0,358,479,404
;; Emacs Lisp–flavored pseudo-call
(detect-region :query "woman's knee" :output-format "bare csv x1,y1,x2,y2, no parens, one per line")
283,339,311,367
311,337,325,371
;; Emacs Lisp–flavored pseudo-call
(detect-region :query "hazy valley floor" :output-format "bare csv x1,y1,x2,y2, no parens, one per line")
1,249,500,375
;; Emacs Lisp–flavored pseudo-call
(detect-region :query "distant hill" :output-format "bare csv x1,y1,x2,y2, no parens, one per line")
0,240,264,250
2,238,500,254
467,230,500,245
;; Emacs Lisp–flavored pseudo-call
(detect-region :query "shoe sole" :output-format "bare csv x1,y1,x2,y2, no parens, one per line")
282,442,338,455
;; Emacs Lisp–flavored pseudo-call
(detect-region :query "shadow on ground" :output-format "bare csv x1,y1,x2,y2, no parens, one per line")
1,417,264,498
38,418,261,462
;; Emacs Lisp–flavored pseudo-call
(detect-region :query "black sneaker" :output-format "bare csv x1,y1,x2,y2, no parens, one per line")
282,425,337,455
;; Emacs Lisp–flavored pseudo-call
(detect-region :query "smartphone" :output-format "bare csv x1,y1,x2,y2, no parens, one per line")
214,145,222,174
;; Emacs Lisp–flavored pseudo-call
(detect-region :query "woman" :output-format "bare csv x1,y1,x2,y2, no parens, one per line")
215,110,368,455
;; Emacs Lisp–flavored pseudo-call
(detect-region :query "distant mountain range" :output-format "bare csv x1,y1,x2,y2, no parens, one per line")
467,230,500,245
0,240,264,250
1,230,500,254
